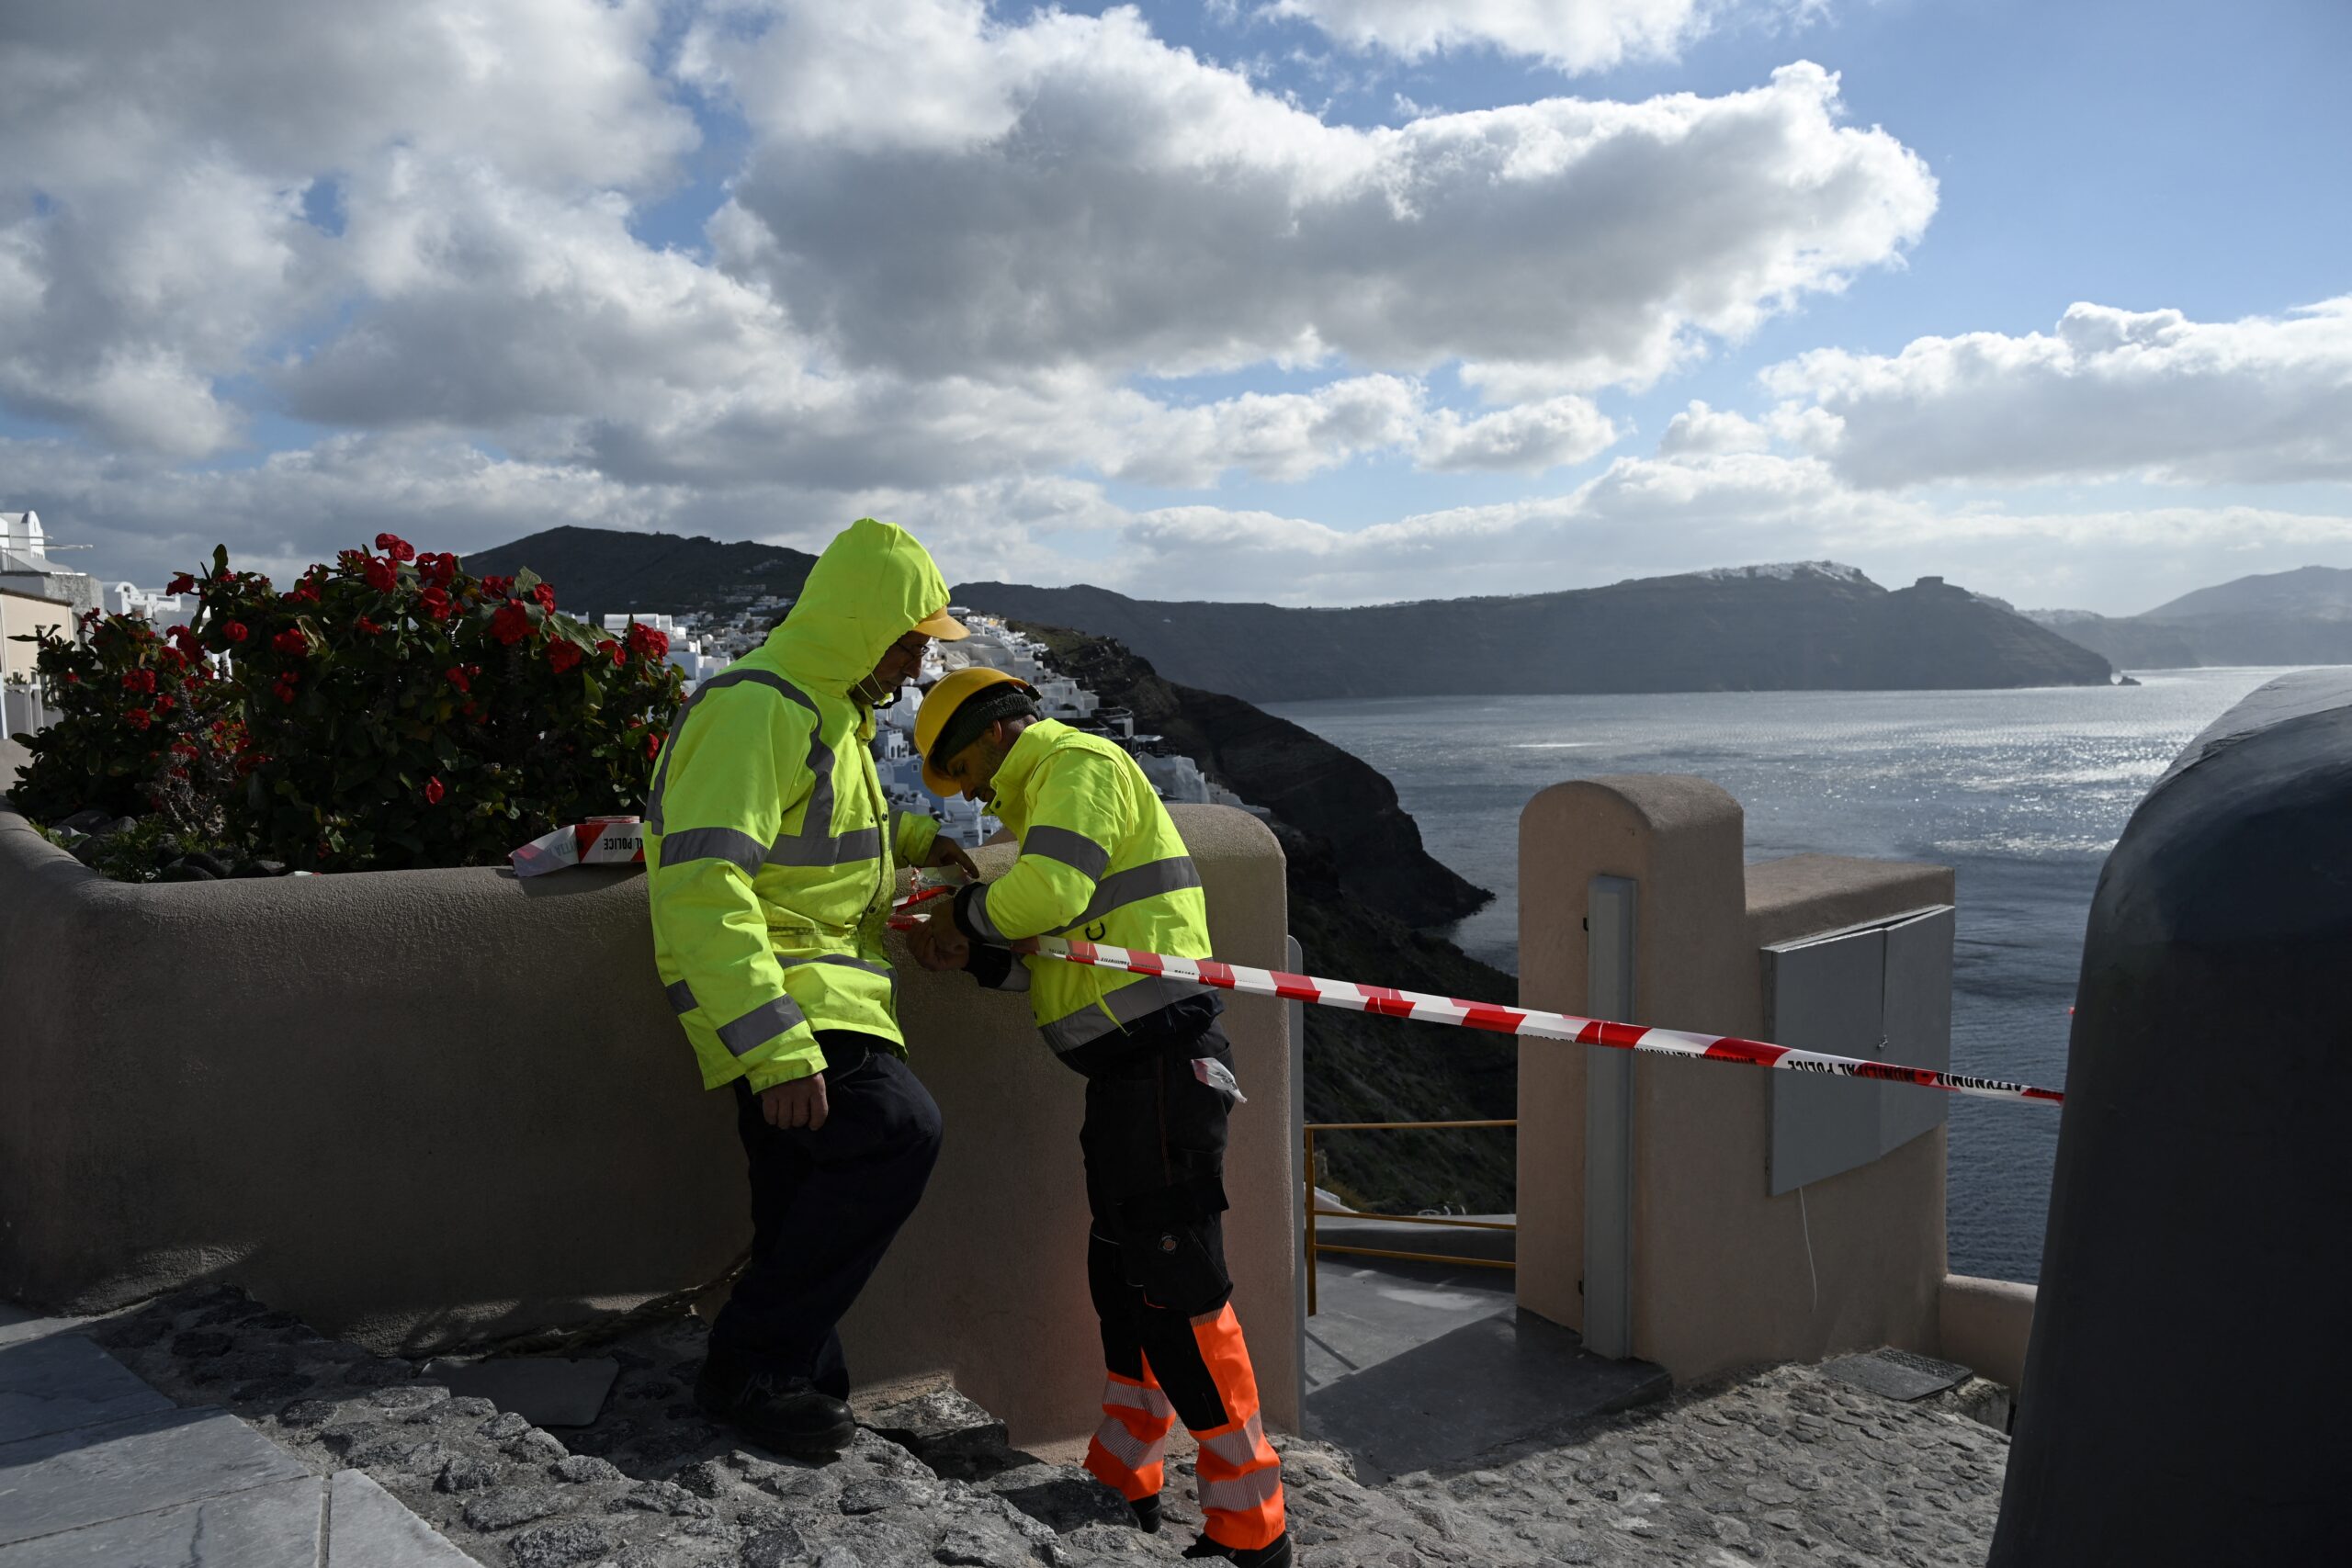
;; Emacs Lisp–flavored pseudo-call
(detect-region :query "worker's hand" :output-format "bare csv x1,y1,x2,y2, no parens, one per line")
759,1072,829,1131
922,837,979,880
908,914,970,972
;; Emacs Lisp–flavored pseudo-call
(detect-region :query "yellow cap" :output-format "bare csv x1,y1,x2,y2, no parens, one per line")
914,604,969,640
915,665,1035,795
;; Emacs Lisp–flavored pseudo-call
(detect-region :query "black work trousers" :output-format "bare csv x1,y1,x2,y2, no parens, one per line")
1080,1010,1239,1430
712,1032,944,1399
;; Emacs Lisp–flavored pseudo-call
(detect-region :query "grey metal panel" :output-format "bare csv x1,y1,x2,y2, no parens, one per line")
1765,905,1954,1195
1584,875,1636,1360
1766,926,1889,1195
1878,908,1954,1157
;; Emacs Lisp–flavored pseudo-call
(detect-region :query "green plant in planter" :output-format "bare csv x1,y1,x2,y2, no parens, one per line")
182,535,685,871
7,606,243,834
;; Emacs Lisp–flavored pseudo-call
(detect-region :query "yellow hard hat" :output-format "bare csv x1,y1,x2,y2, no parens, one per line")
915,666,1036,795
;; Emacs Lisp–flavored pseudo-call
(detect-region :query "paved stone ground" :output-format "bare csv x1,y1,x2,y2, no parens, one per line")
11,1287,2010,1567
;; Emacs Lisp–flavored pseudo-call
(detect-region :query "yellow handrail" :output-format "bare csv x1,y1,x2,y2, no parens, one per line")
1305,1119,1518,1316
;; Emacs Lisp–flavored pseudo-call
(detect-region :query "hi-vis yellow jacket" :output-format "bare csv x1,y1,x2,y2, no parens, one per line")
954,719,1214,1054
644,520,944,1091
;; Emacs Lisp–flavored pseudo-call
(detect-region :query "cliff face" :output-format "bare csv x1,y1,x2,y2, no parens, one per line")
1022,626,1487,928
958,568,2115,701
1022,626,1517,1213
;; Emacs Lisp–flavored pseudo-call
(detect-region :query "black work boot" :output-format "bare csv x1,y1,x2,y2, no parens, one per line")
1129,1492,1163,1533
694,1356,855,1460
1182,1531,1293,1566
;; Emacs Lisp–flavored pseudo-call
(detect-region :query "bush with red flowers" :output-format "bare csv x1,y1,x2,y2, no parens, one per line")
9,536,685,874
7,611,242,844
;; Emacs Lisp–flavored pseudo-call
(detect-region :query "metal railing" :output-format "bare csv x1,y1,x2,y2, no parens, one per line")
1304,1118,1517,1316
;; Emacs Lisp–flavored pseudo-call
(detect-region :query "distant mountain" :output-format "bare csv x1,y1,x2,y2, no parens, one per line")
2030,565,2352,669
465,526,817,618
464,526,2116,697
953,568,2113,702
2143,565,2352,623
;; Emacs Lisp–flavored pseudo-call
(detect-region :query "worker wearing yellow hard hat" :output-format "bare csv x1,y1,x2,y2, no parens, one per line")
642,518,977,1461
907,673,1291,1568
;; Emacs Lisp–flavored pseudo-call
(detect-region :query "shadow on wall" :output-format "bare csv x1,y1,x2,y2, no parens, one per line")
0,802,1297,1448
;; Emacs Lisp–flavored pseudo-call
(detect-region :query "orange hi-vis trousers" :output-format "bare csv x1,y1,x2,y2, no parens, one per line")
1081,1305,1285,1550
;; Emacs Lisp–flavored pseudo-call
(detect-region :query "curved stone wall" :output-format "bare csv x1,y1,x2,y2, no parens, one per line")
0,802,1296,1444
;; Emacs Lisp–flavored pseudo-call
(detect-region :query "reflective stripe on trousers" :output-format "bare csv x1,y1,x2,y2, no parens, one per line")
1082,1371,1174,1503
1187,1303,1285,1551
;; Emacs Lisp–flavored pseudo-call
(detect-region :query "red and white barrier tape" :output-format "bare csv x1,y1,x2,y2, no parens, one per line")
1017,934,2064,1108
510,816,646,877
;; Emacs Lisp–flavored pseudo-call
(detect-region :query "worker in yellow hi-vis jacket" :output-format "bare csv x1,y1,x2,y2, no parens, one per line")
644,518,977,1459
908,667,1290,1568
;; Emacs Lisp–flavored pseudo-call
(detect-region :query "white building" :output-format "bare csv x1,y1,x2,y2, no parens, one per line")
1,511,100,625
105,581,197,629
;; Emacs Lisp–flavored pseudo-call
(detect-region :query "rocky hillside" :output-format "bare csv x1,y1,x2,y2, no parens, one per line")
465,526,817,615
1022,626,1517,1213
2032,566,2352,668
960,567,2114,701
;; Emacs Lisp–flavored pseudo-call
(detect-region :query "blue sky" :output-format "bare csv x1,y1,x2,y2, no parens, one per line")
5,0,2348,613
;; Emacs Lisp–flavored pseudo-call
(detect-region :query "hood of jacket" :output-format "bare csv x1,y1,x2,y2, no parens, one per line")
763,518,952,700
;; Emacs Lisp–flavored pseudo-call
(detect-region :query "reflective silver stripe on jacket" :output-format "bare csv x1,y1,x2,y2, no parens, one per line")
1102,1380,1174,1420
660,825,767,878
665,979,698,1015
1050,855,1202,935
1198,1465,1282,1514
1025,823,1111,881
1041,973,1216,1055
646,666,884,869
1197,1412,1268,1470
1090,1415,1167,1474
964,885,1010,946
717,994,808,1056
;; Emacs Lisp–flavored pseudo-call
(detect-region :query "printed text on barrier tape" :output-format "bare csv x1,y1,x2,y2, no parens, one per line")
976,932,2062,1107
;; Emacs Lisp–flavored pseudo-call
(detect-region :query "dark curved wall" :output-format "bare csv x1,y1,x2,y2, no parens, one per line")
1990,671,2352,1564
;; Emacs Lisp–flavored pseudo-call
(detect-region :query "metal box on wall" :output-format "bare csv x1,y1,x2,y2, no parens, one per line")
1763,905,1954,1196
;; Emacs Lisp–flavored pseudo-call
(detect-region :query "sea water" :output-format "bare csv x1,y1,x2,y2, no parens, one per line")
1265,668,2287,1283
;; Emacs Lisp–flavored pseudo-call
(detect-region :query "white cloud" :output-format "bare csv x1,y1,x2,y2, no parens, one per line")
1415,395,1619,472
1763,297,2352,488
1263,1,1829,73
695,5,1936,387
1657,400,1770,456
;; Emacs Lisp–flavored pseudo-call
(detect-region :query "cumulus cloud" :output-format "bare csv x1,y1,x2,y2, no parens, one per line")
694,4,1936,387
1763,298,2352,488
1263,1,1824,74
1415,395,1619,472
1657,400,1770,456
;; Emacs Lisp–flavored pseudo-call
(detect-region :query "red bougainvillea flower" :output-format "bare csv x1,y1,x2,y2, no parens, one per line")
481,574,514,599
419,587,452,621
490,601,534,646
121,668,157,694
165,571,195,595
222,620,250,643
286,576,322,604
155,694,176,714
627,622,669,660
595,637,624,668
529,581,556,613
645,730,662,760
273,675,300,705
63,670,80,684
272,628,310,656
548,639,583,674
355,615,384,636
445,665,471,694
126,706,153,730
375,533,416,563
363,556,398,592
424,775,446,806
416,552,458,588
